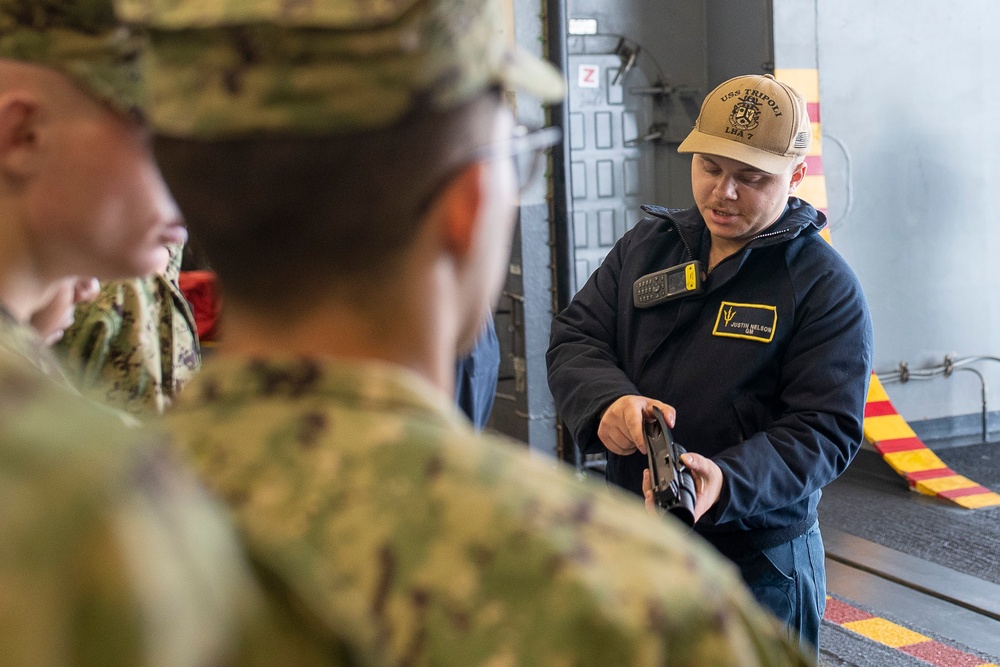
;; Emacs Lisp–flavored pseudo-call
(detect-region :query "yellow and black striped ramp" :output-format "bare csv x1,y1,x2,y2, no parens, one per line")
864,374,1000,509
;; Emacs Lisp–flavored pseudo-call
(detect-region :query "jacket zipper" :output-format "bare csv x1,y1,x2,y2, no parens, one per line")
667,219,696,262
706,226,792,275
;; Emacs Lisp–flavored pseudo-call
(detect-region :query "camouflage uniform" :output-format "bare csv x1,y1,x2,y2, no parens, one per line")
56,245,202,414
0,305,76,388
0,348,349,666
124,0,813,664
170,358,811,666
0,3,347,665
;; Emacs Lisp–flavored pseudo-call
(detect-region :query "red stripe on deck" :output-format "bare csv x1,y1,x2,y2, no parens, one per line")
900,640,986,666
804,155,824,176
873,437,926,454
825,597,990,667
905,467,955,481
864,401,897,418
937,485,992,499
807,102,820,123
823,598,873,624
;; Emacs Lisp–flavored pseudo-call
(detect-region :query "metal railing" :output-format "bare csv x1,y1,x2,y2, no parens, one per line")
878,355,1000,443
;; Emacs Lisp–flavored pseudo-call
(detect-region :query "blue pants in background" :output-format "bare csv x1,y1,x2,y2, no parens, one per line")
454,316,500,430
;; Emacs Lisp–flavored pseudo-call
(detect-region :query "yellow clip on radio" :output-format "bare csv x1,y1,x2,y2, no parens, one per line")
632,260,704,308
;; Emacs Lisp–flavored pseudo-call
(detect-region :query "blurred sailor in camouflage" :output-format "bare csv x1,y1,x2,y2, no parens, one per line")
0,349,349,666
0,2,349,665
0,0,185,385
56,242,202,414
125,0,813,664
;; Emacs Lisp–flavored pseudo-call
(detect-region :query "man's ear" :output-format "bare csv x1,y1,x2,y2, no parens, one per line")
0,93,42,179
432,161,486,260
788,159,808,193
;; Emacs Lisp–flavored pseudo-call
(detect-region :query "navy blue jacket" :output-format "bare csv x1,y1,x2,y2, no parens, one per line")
547,198,873,558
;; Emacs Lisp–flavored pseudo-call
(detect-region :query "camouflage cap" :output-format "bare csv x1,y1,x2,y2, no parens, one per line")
115,0,567,138
0,0,143,114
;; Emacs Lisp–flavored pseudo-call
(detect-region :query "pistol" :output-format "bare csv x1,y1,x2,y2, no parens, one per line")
644,406,697,526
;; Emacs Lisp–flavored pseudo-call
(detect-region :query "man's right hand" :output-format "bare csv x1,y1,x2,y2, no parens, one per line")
598,395,676,456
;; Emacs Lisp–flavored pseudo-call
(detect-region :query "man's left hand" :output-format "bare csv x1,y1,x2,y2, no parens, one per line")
641,468,656,515
679,453,723,523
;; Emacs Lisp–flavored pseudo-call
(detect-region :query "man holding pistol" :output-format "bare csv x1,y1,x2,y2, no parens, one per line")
547,73,874,658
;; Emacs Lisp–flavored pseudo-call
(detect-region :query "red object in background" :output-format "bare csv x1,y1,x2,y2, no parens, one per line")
178,270,221,343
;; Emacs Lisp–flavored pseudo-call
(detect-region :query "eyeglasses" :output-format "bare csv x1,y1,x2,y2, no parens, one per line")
466,125,563,194
414,125,563,217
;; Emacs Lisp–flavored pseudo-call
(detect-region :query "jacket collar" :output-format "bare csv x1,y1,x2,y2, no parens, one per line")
640,197,826,251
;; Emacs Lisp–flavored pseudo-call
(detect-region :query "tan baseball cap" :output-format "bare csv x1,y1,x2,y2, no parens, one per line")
678,73,811,174
115,0,567,138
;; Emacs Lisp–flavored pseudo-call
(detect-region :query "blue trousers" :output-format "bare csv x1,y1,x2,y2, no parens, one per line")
454,317,500,430
735,522,825,662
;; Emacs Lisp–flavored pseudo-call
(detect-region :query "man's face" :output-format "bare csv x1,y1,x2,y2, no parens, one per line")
690,154,806,253
27,88,183,282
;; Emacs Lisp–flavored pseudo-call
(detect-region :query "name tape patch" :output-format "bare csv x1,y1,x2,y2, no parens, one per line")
712,301,777,343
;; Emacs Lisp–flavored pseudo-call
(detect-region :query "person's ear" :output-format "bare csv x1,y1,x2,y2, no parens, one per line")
788,159,808,193
432,161,487,260
0,93,42,180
